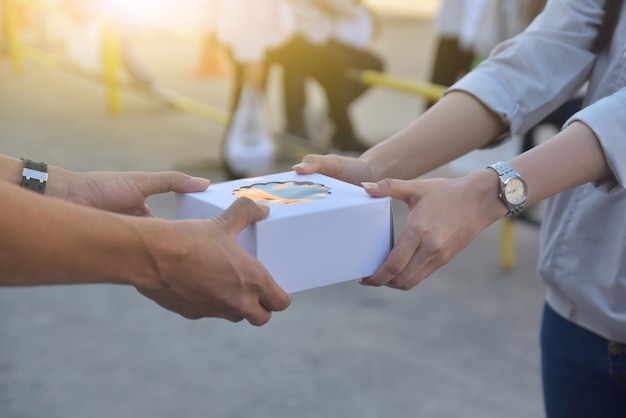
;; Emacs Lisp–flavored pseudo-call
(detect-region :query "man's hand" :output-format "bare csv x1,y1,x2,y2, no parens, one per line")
138,197,292,326
53,170,210,216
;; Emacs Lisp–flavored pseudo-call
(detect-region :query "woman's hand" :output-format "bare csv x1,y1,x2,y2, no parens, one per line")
292,153,377,185
360,171,504,290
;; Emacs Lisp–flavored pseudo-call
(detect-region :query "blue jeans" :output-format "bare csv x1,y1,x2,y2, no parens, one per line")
541,303,626,417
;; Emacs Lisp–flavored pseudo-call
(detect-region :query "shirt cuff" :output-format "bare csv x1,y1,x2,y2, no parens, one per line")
564,92,626,194
447,70,518,146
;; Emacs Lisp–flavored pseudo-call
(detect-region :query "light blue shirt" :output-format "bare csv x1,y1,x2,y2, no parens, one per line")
451,0,626,343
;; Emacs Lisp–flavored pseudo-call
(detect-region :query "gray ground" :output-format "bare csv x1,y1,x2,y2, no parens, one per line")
1,12,546,418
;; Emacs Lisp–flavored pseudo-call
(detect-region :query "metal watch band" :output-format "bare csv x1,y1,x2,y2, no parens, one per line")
487,161,526,217
488,161,515,178
20,158,48,194
507,203,524,217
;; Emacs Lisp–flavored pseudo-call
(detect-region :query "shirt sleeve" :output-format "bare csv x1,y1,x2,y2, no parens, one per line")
565,88,626,193
447,0,603,137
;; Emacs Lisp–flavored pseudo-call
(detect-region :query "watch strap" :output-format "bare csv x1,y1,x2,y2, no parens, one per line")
487,161,526,217
488,161,515,179
20,158,48,194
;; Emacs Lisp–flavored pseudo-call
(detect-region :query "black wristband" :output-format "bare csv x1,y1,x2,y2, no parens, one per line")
20,158,48,194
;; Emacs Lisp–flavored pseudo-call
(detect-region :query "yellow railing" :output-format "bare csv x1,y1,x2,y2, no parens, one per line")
101,21,122,115
351,69,447,102
2,0,228,121
4,0,22,73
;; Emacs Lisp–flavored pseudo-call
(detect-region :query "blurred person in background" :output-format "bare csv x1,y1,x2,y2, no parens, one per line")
426,0,486,108
217,0,384,178
275,0,383,148
429,0,547,93
471,0,547,60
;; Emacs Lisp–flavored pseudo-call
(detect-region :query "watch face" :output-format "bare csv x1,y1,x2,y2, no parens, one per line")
504,178,527,205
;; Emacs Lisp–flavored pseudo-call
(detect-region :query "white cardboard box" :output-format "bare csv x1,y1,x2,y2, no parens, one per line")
175,171,392,293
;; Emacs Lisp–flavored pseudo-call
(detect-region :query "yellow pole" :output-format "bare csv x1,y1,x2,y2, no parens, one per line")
167,96,229,125
5,0,23,74
500,217,515,270
354,70,447,102
101,20,121,116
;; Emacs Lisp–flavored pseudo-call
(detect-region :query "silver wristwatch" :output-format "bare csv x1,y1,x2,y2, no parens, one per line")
487,161,527,216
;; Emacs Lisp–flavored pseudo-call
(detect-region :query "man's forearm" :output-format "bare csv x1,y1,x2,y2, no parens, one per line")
0,154,73,198
0,155,26,185
0,181,166,289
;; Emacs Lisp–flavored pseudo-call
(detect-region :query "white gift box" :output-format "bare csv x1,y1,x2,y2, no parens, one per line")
175,171,392,293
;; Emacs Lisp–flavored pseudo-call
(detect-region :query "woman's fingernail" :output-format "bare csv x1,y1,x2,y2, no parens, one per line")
361,182,379,190
292,163,308,170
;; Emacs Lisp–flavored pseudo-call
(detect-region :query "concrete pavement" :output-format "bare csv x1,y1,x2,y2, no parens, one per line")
0,12,546,418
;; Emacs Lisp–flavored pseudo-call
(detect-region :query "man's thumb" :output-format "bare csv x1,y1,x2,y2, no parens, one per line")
218,197,270,233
